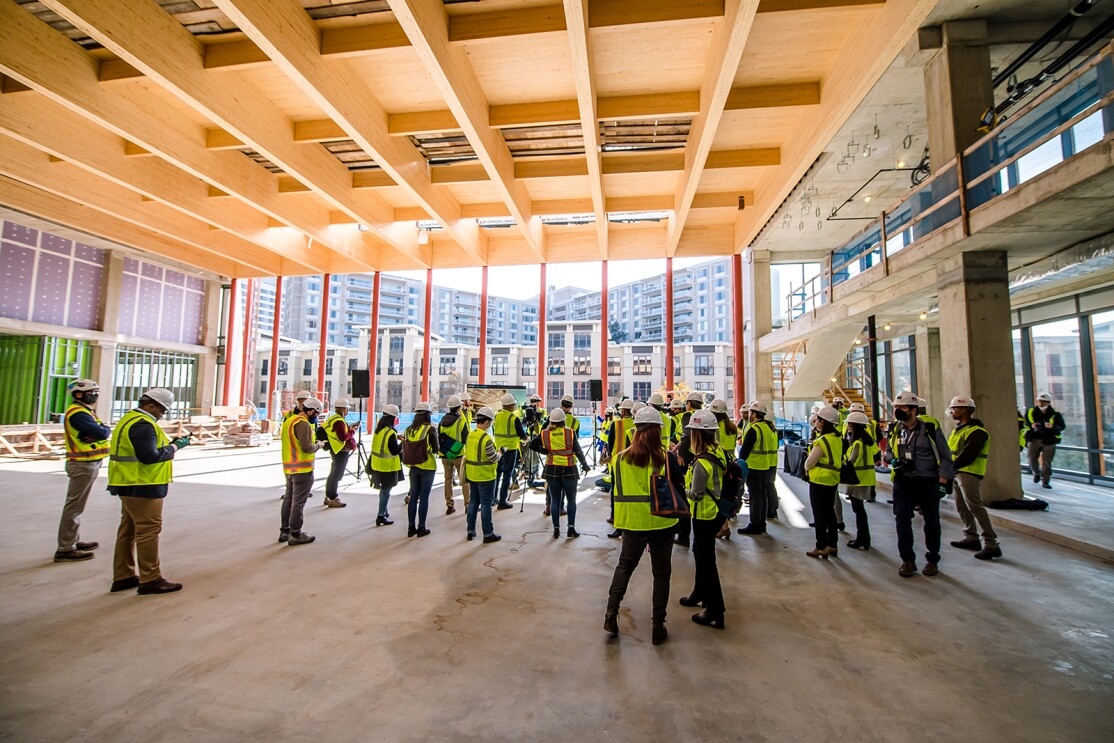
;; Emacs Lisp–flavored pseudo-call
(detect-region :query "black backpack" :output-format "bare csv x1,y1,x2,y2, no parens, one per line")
697,454,743,517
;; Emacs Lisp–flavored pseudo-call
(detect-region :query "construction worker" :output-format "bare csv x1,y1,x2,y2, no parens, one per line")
459,391,474,428
1025,392,1066,489
803,406,843,560
843,410,878,550
55,379,110,563
369,404,404,526
669,399,685,444
279,397,324,546
831,397,848,431
680,409,728,629
492,393,527,509
403,401,439,538
737,402,750,438
947,396,1001,560
283,390,311,421
647,393,674,449
559,394,581,437
682,391,704,429
108,387,189,594
438,395,470,515
321,398,354,508
848,402,879,441
464,406,501,544
528,407,590,539
917,398,940,429
709,399,738,456
737,401,778,536
604,399,636,534
522,393,545,488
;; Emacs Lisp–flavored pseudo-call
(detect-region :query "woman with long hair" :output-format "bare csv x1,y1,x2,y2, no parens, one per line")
403,402,439,537
843,411,877,550
367,404,404,526
804,406,844,558
680,409,728,629
604,407,685,646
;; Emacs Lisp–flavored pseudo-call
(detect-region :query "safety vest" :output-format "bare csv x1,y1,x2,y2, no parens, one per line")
611,453,678,531
323,412,350,455
717,419,738,455
685,447,725,521
371,427,400,473
542,427,575,467
108,409,173,486
439,414,467,459
611,416,634,452
746,421,777,472
808,432,843,486
564,411,581,436
837,408,848,433
845,437,877,487
921,414,941,430
671,413,684,443
281,412,316,475
657,409,673,449
405,425,437,470
465,428,497,482
461,408,473,429
1026,407,1062,443
493,410,521,450
948,422,990,477
601,416,614,442
64,402,109,461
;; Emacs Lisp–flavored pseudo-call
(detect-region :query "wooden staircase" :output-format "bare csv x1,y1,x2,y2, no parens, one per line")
822,386,873,419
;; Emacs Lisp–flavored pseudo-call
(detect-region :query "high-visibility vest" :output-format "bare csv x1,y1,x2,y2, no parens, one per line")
611,416,634,451
808,432,843,486
405,425,437,470
611,453,677,531
108,409,173,486
281,412,316,475
717,419,738,455
323,412,350,455
461,408,473,429
64,402,109,461
564,411,581,436
542,427,575,467
671,413,684,443
371,427,400,473
657,409,672,449
948,423,990,477
746,421,777,472
439,414,467,459
493,410,521,450
1025,407,1061,443
465,428,497,482
845,437,877,487
685,447,725,520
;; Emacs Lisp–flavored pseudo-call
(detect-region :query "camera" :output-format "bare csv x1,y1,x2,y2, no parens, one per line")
891,459,914,478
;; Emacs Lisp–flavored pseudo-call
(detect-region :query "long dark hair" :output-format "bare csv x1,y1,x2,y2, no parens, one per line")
845,422,874,447
688,428,718,456
816,419,837,436
375,414,396,433
623,425,666,470
714,412,737,436
406,410,431,435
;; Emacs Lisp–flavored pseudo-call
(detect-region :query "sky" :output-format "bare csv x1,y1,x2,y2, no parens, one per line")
384,256,711,300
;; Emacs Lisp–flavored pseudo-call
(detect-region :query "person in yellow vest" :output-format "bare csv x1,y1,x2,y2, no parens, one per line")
279,397,324,546
709,399,738,457
522,393,546,488
842,411,878,550
55,379,110,563
604,406,684,646
848,402,880,502
108,387,189,594
679,410,728,630
917,399,941,430
403,401,440,538
603,399,636,535
283,390,311,422
647,393,674,449
737,402,779,536
832,397,848,432
681,391,704,430
493,393,528,510
1025,392,1066,489
368,404,403,526
669,399,685,444
946,396,1001,561
438,395,470,515
803,406,843,559
529,407,590,539
559,394,581,437
459,391,474,428
464,406,502,543
321,398,355,509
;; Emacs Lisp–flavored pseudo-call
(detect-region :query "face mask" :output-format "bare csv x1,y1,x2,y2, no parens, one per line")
1038,402,1049,408
83,393,99,405
894,409,911,422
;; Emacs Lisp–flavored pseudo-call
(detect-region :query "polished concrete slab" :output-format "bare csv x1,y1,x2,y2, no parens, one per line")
1,444,1112,742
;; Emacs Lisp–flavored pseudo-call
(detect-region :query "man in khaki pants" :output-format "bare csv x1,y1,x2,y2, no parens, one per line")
54,379,111,562
438,395,470,514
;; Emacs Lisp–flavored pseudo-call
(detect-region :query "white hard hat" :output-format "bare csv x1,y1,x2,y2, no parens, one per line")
811,405,821,414
648,393,665,406
333,397,351,409
446,395,462,408
893,390,919,407
414,401,432,413
500,393,516,406
833,397,845,406
382,404,400,417
709,399,728,414
302,398,324,413
550,407,566,422
669,399,684,410
605,406,616,414
738,403,750,415
846,411,870,426
685,391,704,403
619,399,634,410
529,394,542,403
295,390,312,401
460,392,471,402
1037,393,1052,402
631,401,646,413
68,379,99,394
560,394,574,404
475,406,495,420
949,395,975,409
749,401,768,415
634,407,663,426
817,406,840,424
849,402,865,413
142,388,174,410
686,409,718,430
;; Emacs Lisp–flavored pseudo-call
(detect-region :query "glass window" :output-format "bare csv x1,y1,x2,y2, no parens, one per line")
573,332,592,350
1012,328,1027,411
573,354,591,375
1030,317,1088,472
890,350,913,397
469,358,480,377
573,381,591,400
608,357,621,375
633,355,652,375
546,381,564,401
548,357,565,375
491,356,508,375
694,354,714,376
1092,310,1114,476
632,381,652,400
521,357,536,376
548,332,565,349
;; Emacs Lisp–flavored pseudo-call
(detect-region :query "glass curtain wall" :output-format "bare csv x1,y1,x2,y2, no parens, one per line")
1028,317,1088,473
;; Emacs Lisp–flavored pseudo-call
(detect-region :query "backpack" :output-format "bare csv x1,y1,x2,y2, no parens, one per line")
401,429,430,466
697,454,744,517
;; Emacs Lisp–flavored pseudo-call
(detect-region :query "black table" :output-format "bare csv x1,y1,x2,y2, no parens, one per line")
783,442,807,480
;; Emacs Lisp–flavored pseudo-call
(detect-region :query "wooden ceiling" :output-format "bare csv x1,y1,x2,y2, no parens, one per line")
0,0,939,278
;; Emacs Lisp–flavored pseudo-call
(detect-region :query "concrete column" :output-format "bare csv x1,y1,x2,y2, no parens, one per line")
196,279,223,414
936,251,1021,502
93,250,125,420
923,20,993,171
743,249,773,405
89,341,117,421
915,326,943,419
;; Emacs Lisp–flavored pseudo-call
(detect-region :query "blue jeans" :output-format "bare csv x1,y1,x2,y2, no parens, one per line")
495,448,519,504
377,486,394,518
547,474,578,527
407,467,435,529
466,479,495,537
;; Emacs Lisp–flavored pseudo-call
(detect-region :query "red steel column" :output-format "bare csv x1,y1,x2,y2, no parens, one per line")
600,260,609,412
733,253,746,412
316,273,331,400
665,257,674,392
478,265,489,384
537,264,547,404
239,278,255,406
367,271,381,433
268,276,283,417
222,278,239,405
422,268,433,402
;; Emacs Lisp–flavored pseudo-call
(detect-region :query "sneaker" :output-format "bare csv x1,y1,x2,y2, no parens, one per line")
287,532,316,546
53,549,94,562
950,538,981,550
75,541,99,551
278,530,290,543
110,575,140,592
324,497,347,508
898,561,917,577
482,533,502,544
137,577,183,595
921,563,939,576
974,546,1002,561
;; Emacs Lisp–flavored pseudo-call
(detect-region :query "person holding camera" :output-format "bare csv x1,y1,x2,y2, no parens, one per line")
1025,392,1065,489
886,391,954,578
529,408,590,539
280,397,325,546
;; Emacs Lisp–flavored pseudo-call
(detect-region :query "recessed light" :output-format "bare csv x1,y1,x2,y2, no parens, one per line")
864,196,871,203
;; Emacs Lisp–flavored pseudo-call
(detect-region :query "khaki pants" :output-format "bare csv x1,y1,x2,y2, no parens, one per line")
58,459,102,551
954,471,998,547
113,497,164,583
442,457,468,507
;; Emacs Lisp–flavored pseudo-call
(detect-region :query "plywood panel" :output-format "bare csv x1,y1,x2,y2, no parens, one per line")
464,36,577,106
693,168,770,192
231,66,328,121
523,175,592,202
344,50,448,113
713,108,808,150
733,10,869,87
602,170,681,198
592,22,716,97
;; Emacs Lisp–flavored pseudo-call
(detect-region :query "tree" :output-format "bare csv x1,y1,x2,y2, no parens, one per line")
436,372,465,410
608,320,627,344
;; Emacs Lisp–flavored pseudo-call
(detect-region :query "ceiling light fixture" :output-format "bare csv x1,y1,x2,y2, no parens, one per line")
883,323,891,330
919,312,928,321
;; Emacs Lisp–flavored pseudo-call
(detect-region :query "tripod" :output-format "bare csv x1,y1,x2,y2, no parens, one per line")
345,396,369,482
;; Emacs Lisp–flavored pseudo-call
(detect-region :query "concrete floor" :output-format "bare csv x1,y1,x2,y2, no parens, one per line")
1,444,1112,742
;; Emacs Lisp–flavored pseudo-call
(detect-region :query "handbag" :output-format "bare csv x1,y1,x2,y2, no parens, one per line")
840,441,860,485
649,456,690,518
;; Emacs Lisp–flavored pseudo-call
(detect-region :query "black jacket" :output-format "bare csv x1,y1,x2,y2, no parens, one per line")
107,418,177,499
1025,406,1066,444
